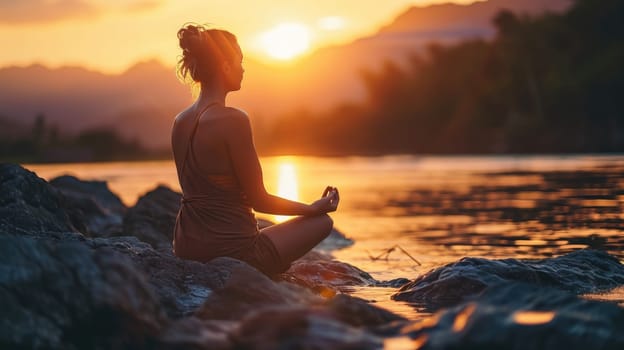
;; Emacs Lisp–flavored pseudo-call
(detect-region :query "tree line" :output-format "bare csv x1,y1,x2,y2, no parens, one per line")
0,114,154,162
258,0,624,155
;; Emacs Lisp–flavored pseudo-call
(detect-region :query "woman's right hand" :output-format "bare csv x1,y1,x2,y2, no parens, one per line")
310,186,340,215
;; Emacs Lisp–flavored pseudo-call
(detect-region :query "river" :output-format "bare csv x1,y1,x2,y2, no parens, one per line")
26,154,624,319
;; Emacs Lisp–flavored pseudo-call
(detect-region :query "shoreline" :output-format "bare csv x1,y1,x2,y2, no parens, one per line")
2,163,624,349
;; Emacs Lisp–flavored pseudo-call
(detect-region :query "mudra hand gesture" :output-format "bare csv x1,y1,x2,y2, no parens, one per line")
311,186,340,214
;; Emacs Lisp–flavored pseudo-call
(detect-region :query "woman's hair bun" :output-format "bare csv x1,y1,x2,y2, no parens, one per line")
176,23,240,84
178,24,203,55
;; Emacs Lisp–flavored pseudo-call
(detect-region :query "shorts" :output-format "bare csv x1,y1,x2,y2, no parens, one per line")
173,232,290,276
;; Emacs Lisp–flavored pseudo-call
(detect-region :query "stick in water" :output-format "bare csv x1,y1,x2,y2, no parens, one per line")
366,244,422,266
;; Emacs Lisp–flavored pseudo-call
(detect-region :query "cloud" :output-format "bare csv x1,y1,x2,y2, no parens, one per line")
0,0,98,24
0,0,163,25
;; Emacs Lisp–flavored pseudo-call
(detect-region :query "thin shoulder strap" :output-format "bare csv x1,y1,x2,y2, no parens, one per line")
180,102,220,177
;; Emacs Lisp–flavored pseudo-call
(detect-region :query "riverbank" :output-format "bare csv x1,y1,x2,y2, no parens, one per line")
1,163,623,349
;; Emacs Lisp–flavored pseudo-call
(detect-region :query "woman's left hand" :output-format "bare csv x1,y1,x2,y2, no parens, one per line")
311,186,339,214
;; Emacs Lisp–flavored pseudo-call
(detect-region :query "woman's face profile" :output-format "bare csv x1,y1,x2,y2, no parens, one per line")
225,53,244,92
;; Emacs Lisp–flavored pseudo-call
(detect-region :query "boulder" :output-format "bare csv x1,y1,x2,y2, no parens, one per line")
0,235,165,350
282,251,377,293
231,308,383,350
0,163,78,237
50,175,126,237
392,249,624,309
194,263,321,321
86,236,251,318
395,283,624,350
158,317,236,350
122,185,181,248
324,294,406,329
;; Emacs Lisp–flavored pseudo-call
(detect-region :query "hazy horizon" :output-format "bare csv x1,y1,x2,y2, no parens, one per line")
0,0,487,73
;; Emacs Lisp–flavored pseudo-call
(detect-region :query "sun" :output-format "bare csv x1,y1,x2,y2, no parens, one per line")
259,22,311,60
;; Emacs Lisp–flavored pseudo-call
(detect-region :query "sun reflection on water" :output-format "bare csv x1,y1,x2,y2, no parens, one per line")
274,161,300,223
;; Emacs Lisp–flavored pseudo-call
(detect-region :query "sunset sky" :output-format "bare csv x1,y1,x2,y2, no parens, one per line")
0,0,476,73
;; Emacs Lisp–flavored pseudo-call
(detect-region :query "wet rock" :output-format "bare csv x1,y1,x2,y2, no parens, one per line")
0,163,78,236
325,294,406,329
232,308,383,350
282,251,377,293
123,185,181,248
158,317,236,350
393,250,624,309
195,264,321,321
50,175,126,237
193,254,406,343
0,235,165,350
396,283,624,350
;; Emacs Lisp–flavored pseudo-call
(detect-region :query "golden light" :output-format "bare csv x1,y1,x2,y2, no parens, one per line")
452,303,476,332
259,22,311,60
512,311,556,325
274,161,299,223
317,16,346,31
383,335,428,350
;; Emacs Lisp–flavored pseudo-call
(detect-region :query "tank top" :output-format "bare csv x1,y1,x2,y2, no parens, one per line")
173,103,259,258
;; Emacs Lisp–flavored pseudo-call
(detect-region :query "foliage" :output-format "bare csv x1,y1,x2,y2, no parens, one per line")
259,0,624,155
0,114,149,162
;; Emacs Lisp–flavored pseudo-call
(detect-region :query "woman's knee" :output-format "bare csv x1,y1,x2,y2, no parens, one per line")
318,213,333,237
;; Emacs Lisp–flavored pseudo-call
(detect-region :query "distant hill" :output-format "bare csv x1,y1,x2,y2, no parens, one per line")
0,0,572,150
379,0,571,35
0,60,190,149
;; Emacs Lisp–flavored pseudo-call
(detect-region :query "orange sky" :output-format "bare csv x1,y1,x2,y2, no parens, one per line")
0,0,477,72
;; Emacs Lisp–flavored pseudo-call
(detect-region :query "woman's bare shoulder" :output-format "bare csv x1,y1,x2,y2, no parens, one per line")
173,106,196,126
223,106,249,119
219,107,250,126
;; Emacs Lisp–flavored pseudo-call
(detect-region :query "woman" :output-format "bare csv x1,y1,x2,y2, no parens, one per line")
171,24,339,275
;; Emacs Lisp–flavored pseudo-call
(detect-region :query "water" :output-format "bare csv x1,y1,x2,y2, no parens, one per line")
26,154,624,319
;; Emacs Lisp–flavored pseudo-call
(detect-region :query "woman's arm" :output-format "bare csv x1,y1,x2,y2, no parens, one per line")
224,110,337,216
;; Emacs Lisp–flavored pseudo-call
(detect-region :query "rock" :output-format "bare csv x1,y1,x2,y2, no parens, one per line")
158,317,236,350
193,254,406,347
282,251,377,293
87,236,252,318
123,185,181,248
195,263,322,321
0,163,78,236
50,175,126,237
232,308,383,350
0,235,166,350
392,250,624,309
325,294,406,329
395,283,624,350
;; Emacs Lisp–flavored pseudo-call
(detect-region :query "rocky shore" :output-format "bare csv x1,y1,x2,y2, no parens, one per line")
1,163,623,349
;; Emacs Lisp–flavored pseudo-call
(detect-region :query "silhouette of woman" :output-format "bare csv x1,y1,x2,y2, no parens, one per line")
171,24,339,275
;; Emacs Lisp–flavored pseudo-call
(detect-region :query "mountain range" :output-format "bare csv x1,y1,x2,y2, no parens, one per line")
0,0,571,150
